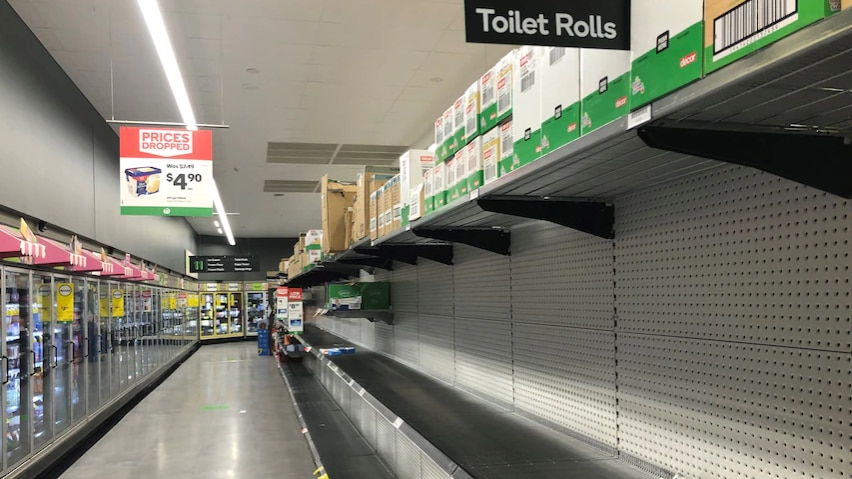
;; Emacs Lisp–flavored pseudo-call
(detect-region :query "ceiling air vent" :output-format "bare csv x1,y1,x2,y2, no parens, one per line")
263,180,320,193
266,142,408,165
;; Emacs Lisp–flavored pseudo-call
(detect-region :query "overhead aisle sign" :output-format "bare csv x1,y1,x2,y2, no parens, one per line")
463,0,631,50
119,127,214,217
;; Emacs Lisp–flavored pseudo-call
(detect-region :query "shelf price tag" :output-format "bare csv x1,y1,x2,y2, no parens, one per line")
119,127,214,217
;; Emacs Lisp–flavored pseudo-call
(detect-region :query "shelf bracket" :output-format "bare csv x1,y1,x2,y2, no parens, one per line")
477,196,614,239
288,270,349,288
336,257,394,271
638,121,852,199
413,227,510,256
408,244,454,265
356,245,418,265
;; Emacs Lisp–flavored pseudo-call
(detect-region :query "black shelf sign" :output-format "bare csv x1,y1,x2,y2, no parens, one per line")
189,256,260,273
464,0,630,50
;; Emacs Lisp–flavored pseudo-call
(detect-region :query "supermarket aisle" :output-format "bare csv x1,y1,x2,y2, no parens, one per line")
59,343,316,479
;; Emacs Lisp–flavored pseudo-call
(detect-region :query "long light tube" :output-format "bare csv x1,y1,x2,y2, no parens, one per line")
136,0,197,130
211,179,235,246
137,0,235,245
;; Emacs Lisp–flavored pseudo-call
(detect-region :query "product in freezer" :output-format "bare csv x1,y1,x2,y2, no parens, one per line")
704,0,839,73
479,67,499,132
124,167,162,197
466,136,484,192
464,81,481,144
580,49,631,135
495,50,516,124
512,46,545,170
482,126,501,185
497,119,516,179
541,47,581,155
630,0,704,109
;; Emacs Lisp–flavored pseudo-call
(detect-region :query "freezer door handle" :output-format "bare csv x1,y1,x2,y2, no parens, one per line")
49,345,58,368
1,356,8,384
67,341,76,363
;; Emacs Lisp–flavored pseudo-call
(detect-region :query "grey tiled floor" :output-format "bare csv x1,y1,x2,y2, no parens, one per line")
59,343,317,479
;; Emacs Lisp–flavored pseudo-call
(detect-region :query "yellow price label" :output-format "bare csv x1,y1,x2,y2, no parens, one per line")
187,295,199,308
111,289,125,317
169,295,178,310
56,283,74,322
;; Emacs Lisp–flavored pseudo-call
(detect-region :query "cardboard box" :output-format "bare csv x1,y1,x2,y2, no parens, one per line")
391,176,402,231
482,126,501,185
497,119,515,178
452,95,465,153
344,208,352,248
409,183,425,222
369,190,379,240
464,81,481,145
480,67,499,132
439,107,455,161
434,116,444,155
399,149,434,226
288,255,301,279
433,161,447,209
423,167,435,216
377,185,387,237
630,0,703,110
845,0,851,8
580,49,631,136
295,233,306,257
495,50,516,125
352,171,392,243
320,175,357,253
445,153,458,203
303,249,322,270
704,0,839,74
466,136,484,192
541,47,581,155
351,194,366,244
304,230,322,249
455,143,468,197
513,46,545,171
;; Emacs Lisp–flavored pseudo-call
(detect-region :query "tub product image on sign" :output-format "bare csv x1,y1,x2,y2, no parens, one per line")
704,0,839,73
119,127,214,216
580,49,631,135
541,46,581,154
463,0,631,50
482,126,501,185
512,46,545,171
630,0,703,109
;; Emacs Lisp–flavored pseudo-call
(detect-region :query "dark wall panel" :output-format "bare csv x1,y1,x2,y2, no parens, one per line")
0,3,197,271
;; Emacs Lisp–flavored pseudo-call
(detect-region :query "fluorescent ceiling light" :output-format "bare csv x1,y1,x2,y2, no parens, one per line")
214,220,220,228
211,179,235,246
217,228,223,234
137,0,235,245
136,0,197,130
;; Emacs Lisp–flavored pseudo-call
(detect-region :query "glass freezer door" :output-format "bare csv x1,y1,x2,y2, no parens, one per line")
4,269,31,468
245,292,266,337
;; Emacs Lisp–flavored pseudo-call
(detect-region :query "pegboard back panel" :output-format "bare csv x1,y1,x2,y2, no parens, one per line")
453,244,512,321
511,221,615,330
360,320,376,350
617,333,852,479
394,311,420,367
418,314,455,385
375,322,395,356
393,263,419,313
417,260,455,317
615,165,852,350
513,324,618,447
454,317,513,407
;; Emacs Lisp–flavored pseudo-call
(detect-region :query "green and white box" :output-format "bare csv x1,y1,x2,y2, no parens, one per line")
433,161,447,208
423,167,435,215
377,184,387,234
541,47,581,155
479,66,499,132
704,0,839,74
497,119,516,178
495,50,516,125
513,46,545,171
452,95,465,153
399,149,434,224
466,136,484,192
434,116,444,159
440,107,454,161
631,0,704,109
482,127,501,185
464,81,481,145
580,49,631,136
446,152,458,202
454,144,468,197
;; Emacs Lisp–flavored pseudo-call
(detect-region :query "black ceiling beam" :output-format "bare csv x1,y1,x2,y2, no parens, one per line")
477,196,614,239
413,227,510,256
336,257,394,271
638,121,852,199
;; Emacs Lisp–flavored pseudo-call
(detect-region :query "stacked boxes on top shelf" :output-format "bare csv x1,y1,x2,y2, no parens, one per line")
509,45,544,175
540,47,580,156
580,48,631,135
352,166,395,244
320,174,356,255
303,229,323,271
482,127,500,186
399,149,434,227
466,136,483,192
464,81,480,145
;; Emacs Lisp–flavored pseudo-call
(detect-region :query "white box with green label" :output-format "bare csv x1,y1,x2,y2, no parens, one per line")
466,136,483,192
433,161,447,209
464,81,481,145
580,49,631,136
423,167,435,216
541,47,581,156
497,119,515,178
399,149,434,226
482,126,500,186
452,95,465,154
439,106,454,162
495,50,516,125
630,0,704,110
512,46,545,174
479,66,499,132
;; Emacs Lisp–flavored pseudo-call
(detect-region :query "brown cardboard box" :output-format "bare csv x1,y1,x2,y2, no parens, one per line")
352,173,391,244
378,185,388,238
320,174,357,253
391,176,402,231
844,0,851,9
287,254,301,279
344,208,353,246
351,194,365,244
369,190,379,241
294,233,306,257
